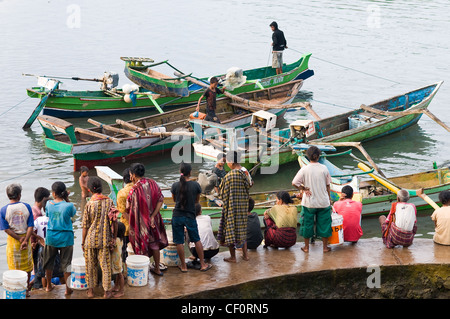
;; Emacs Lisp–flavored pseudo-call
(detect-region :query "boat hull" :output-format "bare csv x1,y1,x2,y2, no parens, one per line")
69,108,288,171
28,54,314,118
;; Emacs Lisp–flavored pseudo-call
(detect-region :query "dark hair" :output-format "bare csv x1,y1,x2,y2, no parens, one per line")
195,203,202,216
341,185,354,199
248,197,255,212
6,184,22,200
117,222,126,240
269,21,278,29
130,163,145,178
34,187,50,203
226,151,241,164
210,76,219,84
122,168,131,184
276,191,294,204
52,181,69,202
80,166,89,173
216,152,226,162
179,162,192,209
306,146,321,162
439,190,450,205
87,176,103,194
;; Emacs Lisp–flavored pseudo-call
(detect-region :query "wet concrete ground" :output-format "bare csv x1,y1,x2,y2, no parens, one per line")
27,238,449,299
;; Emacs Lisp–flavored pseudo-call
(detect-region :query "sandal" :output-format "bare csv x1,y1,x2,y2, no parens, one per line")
150,267,164,276
200,264,212,272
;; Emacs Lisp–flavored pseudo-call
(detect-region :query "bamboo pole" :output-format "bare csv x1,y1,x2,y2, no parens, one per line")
87,119,140,138
115,119,195,137
74,127,123,144
360,104,450,133
303,103,321,120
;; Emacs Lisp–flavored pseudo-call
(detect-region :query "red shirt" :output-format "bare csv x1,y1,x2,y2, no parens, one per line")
333,199,363,242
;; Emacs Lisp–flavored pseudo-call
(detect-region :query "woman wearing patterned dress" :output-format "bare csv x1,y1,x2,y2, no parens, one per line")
126,163,168,276
82,176,118,299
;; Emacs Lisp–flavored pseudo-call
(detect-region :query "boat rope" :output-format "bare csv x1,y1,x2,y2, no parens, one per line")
0,162,59,185
0,96,31,117
288,48,402,85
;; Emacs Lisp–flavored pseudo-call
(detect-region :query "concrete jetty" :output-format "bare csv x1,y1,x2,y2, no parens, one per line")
26,238,449,299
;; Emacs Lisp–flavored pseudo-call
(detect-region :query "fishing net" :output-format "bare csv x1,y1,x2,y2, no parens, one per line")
223,67,247,90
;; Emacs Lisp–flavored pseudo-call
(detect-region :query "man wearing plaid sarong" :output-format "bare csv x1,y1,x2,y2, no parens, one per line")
218,151,250,262
379,189,417,248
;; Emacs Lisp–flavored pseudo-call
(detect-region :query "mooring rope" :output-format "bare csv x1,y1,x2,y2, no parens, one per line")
289,48,402,85
0,96,31,117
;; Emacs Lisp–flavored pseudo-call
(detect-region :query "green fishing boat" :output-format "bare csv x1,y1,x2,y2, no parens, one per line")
26,53,313,118
37,80,304,171
192,81,443,174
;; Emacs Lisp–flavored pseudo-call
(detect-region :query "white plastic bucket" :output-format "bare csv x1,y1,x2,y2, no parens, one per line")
161,244,181,267
126,255,150,287
2,270,28,299
70,257,88,290
328,212,344,246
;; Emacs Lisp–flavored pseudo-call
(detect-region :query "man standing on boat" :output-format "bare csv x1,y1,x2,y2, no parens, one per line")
270,21,287,75
196,77,225,123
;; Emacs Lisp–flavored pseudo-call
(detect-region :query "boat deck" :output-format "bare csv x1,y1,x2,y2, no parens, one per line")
25,238,449,300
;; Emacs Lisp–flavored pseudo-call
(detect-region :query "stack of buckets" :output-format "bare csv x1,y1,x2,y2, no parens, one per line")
2,270,28,299
328,210,344,246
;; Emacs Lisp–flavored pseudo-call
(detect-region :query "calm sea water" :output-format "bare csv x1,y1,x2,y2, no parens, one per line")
0,0,449,278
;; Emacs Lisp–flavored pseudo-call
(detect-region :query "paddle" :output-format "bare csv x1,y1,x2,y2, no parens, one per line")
415,188,440,210
23,80,60,130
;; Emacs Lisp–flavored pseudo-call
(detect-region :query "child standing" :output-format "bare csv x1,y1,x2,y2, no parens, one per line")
79,166,90,200
111,222,125,297
33,214,65,288
195,76,226,123
81,176,118,299
32,187,50,219
31,187,50,286
0,183,35,297
44,181,76,295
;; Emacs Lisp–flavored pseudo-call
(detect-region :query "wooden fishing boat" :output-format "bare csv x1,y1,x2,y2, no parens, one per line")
37,80,305,171
26,53,314,118
191,81,443,174
297,151,449,216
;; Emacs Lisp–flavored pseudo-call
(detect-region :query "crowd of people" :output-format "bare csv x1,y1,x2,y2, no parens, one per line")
1,146,449,299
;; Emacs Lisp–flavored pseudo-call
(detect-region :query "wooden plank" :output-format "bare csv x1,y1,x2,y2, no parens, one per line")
37,115,73,133
87,119,140,138
75,127,123,143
